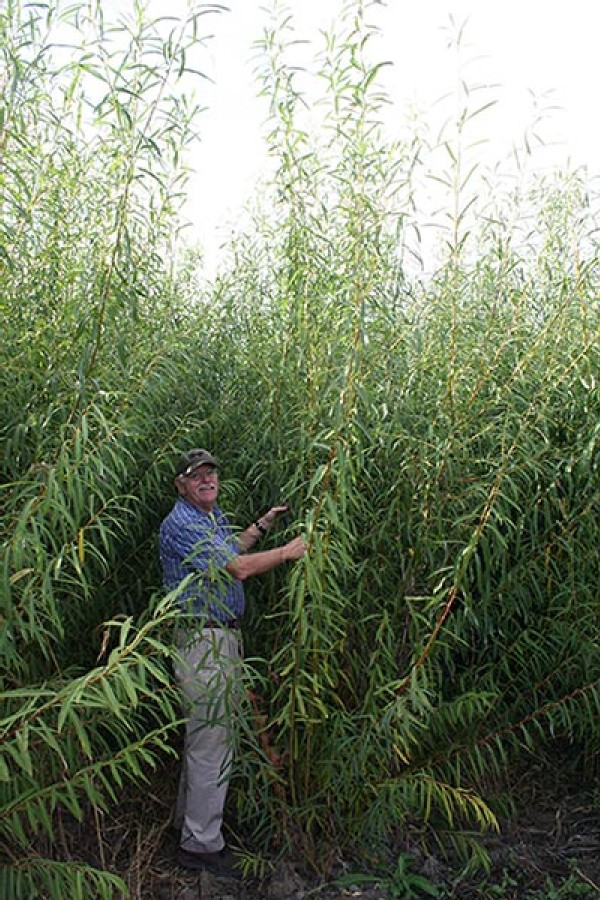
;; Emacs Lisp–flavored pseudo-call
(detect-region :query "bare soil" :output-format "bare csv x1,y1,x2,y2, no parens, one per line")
54,754,599,899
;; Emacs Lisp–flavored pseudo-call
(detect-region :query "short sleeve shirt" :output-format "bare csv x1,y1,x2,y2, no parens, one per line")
159,498,245,622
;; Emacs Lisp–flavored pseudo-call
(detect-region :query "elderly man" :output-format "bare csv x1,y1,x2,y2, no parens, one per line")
159,448,306,878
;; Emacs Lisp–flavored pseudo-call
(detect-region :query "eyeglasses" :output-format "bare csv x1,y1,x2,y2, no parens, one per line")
182,466,218,481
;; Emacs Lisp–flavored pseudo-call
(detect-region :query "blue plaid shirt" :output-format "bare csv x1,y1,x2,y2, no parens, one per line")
159,498,245,622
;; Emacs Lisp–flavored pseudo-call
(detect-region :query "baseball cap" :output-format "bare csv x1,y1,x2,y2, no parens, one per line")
175,448,218,478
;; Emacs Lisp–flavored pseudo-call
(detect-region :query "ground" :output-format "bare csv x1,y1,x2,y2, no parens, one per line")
56,754,600,899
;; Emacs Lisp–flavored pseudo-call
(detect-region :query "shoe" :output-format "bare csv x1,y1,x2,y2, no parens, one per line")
177,845,243,880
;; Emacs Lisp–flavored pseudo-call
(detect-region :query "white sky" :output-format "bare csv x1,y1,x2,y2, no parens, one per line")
185,0,599,273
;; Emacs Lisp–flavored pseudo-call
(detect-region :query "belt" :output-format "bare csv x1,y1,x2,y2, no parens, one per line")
203,618,241,630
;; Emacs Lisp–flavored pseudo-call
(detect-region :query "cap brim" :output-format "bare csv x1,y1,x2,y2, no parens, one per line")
178,458,218,477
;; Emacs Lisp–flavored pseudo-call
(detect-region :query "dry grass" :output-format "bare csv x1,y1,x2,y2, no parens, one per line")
45,750,599,899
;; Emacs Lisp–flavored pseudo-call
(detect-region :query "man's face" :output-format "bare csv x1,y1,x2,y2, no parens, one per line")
175,463,219,512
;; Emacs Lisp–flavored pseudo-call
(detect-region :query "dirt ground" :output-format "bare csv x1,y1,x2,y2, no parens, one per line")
57,754,600,899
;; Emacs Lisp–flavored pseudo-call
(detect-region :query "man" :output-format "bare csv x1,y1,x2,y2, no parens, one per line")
159,448,307,879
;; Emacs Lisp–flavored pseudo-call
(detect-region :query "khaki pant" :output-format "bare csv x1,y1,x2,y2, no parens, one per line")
173,627,243,853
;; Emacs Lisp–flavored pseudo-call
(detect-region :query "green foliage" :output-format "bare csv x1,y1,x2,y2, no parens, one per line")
522,873,599,899
1,0,599,895
227,235,599,862
478,868,599,899
335,852,441,898
0,1,225,896
0,858,127,900
197,0,600,872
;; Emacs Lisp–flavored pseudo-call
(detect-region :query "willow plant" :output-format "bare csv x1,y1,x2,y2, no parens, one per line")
195,0,600,874
0,1,228,896
1,0,599,895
